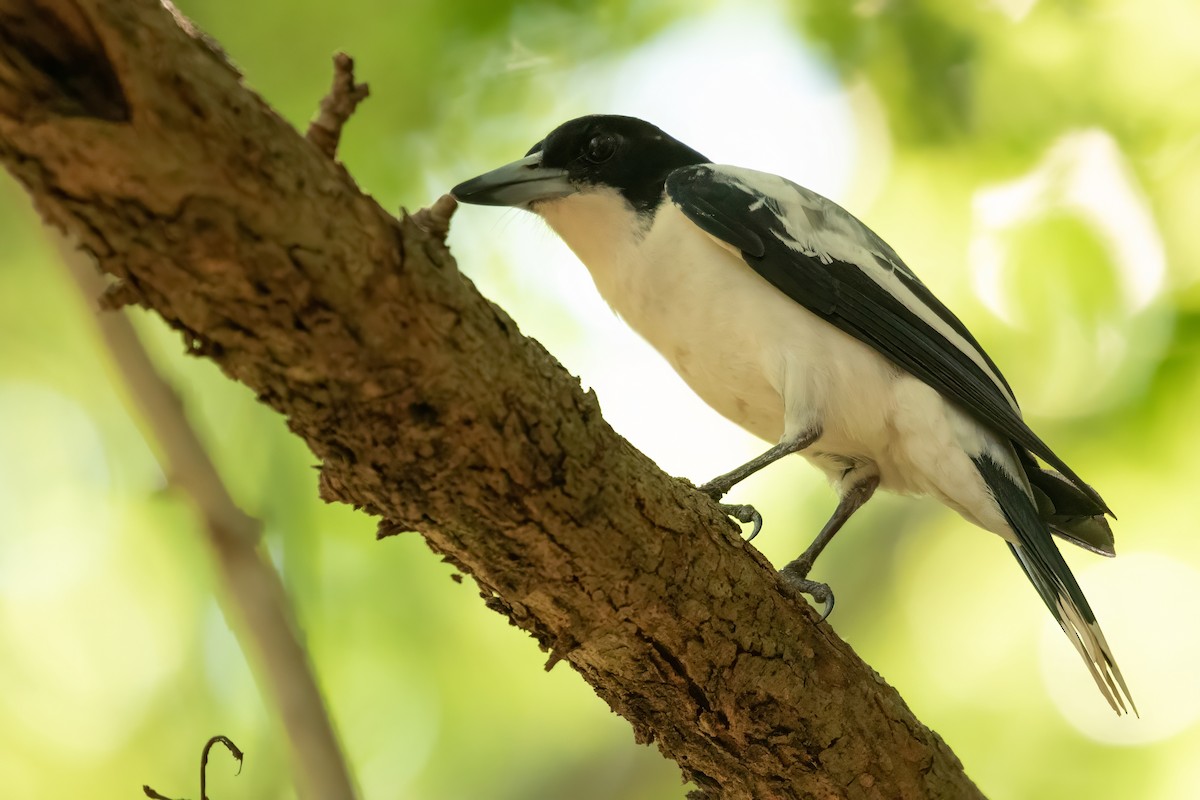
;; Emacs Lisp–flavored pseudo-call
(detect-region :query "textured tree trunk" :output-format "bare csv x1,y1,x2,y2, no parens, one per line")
0,2,984,798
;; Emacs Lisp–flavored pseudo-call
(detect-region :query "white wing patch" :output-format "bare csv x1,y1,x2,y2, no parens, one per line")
707,165,1019,413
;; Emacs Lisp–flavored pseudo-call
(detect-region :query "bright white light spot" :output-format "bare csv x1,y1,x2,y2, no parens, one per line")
0,382,190,757
970,129,1166,324
600,6,859,203
0,571,187,759
0,382,112,598
1040,552,1200,744
989,0,1041,22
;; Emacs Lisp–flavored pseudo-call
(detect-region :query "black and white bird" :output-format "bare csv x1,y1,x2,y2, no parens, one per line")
451,114,1134,714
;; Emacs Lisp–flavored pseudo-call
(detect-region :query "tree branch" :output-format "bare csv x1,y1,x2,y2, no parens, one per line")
0,2,983,797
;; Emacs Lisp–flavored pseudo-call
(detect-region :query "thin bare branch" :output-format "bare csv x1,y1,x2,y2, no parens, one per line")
57,241,357,800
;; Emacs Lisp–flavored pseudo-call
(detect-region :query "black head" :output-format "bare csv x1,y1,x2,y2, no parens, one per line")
529,115,709,213
451,115,708,215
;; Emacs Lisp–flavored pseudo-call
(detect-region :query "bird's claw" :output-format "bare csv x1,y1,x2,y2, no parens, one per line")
780,568,835,621
699,479,730,501
718,502,763,541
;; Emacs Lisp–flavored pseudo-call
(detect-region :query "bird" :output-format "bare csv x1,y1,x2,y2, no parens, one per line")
450,114,1134,715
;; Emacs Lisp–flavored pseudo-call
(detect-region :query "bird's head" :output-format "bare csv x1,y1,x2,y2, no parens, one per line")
451,115,708,217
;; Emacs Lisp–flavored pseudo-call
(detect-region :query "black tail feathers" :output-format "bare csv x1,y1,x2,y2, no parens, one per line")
1017,449,1115,557
975,452,1135,715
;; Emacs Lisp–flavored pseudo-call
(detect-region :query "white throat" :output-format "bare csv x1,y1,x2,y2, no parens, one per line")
533,188,651,310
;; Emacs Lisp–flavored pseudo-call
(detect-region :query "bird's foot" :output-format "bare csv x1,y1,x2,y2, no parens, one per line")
780,563,835,620
718,503,763,541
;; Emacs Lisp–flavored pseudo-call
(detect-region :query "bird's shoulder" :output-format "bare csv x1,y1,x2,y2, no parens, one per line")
665,164,920,285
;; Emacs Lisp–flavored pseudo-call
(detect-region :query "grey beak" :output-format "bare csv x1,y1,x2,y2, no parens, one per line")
451,153,575,207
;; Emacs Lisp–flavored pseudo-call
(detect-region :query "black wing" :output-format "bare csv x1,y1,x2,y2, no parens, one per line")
665,164,1110,515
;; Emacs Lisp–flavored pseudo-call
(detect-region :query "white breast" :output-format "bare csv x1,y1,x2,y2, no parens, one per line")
533,189,1008,529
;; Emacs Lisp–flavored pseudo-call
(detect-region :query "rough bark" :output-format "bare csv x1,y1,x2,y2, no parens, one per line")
0,2,984,798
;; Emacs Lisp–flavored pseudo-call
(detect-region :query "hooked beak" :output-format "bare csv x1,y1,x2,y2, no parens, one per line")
451,153,575,208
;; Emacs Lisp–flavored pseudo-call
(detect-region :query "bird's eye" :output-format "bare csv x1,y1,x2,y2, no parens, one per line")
584,134,617,164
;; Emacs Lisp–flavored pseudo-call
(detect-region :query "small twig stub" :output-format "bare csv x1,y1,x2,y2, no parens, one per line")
409,194,458,244
306,52,370,159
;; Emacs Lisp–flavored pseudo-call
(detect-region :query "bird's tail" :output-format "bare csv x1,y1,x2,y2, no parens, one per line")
1016,447,1116,557
974,452,1136,715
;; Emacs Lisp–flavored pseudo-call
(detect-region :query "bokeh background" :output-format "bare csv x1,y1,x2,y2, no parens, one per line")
2,0,1198,797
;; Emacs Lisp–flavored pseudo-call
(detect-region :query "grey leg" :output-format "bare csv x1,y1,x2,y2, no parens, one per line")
780,474,880,620
699,427,822,499
700,427,821,541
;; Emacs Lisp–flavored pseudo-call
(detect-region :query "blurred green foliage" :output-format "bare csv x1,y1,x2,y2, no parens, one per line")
2,0,1199,798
